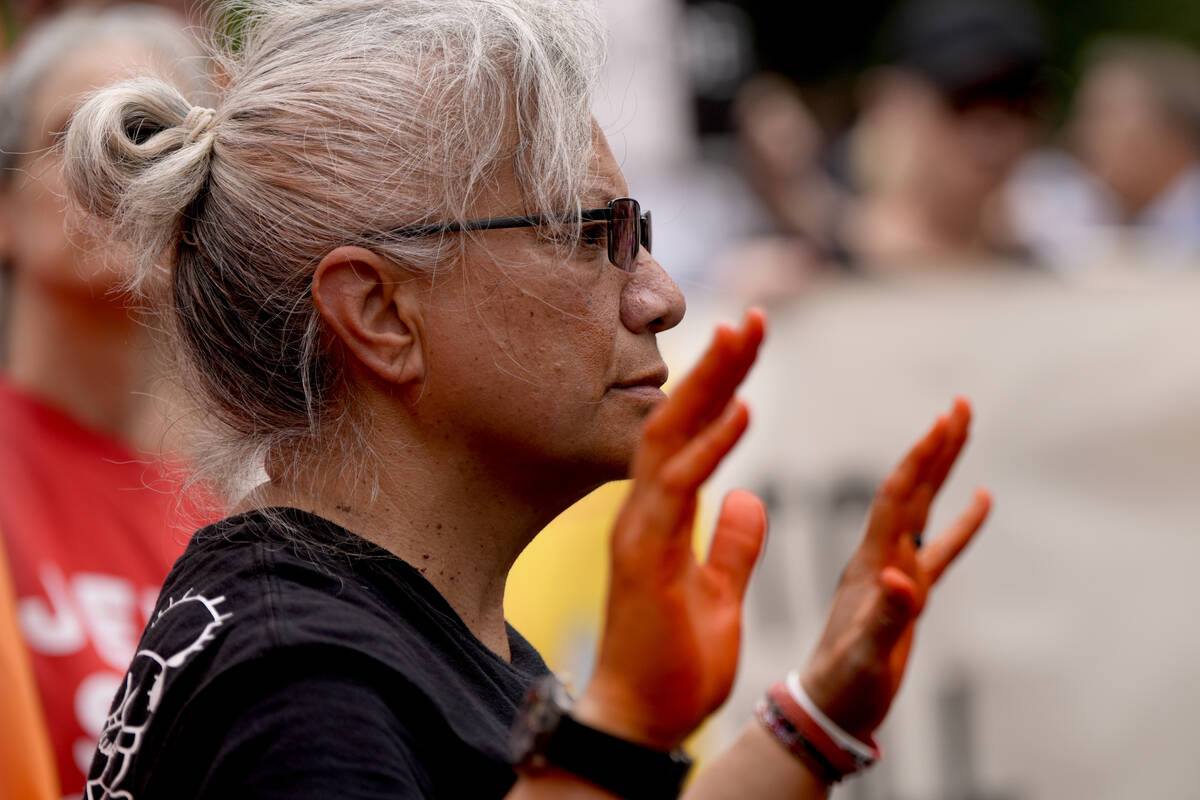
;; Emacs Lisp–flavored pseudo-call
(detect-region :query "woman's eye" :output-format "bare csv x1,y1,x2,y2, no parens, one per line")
579,222,607,248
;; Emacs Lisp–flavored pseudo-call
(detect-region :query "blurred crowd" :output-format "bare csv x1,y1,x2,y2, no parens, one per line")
2,1,1200,799
709,0,1200,300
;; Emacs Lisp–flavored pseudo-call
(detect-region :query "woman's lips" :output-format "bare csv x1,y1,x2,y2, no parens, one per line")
612,366,669,391
610,368,669,401
611,384,667,400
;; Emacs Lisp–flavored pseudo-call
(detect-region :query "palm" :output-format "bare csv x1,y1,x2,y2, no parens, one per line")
580,311,768,750
802,399,991,738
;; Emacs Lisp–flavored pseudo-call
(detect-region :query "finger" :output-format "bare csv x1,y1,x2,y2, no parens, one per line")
640,310,765,458
902,482,936,543
919,488,992,583
657,400,750,497
899,398,975,540
704,489,767,601
861,414,948,552
658,311,762,436
886,412,949,500
920,397,973,499
862,566,921,653
627,400,749,556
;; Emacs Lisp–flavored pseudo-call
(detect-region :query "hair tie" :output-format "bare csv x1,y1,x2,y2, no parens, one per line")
182,105,217,146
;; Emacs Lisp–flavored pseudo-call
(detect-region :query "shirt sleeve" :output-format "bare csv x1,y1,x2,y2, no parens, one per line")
157,654,435,799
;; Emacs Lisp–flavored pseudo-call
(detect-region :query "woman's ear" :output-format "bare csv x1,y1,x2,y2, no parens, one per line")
312,246,426,388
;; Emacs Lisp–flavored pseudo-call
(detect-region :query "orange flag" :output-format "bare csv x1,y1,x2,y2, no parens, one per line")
0,536,58,800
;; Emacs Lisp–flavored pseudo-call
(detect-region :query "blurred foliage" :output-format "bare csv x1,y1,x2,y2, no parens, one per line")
215,1,247,51
0,0,15,48
0,0,247,50
1040,0,1200,71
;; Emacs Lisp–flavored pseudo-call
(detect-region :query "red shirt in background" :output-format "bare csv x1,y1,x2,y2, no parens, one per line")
0,379,208,797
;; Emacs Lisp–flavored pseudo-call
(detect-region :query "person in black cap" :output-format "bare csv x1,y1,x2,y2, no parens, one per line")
723,0,1049,295
890,0,1046,118
833,0,1049,270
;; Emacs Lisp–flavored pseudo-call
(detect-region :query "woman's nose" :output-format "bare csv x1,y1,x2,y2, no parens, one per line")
620,249,686,334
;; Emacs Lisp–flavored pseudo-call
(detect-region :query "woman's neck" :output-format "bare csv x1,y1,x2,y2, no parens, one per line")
245,431,597,662
6,274,148,446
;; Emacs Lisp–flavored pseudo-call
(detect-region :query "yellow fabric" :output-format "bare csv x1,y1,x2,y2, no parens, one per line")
0,535,59,800
505,481,715,763
506,482,629,684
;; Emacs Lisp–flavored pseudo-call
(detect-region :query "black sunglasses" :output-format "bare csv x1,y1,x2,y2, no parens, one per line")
384,197,652,273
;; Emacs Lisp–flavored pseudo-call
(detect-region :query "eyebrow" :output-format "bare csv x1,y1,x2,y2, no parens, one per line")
581,179,623,209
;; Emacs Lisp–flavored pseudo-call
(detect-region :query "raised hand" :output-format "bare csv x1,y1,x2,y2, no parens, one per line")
800,398,992,739
575,309,768,750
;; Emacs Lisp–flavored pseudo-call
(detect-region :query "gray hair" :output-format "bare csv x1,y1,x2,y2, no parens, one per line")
62,0,607,497
0,4,208,186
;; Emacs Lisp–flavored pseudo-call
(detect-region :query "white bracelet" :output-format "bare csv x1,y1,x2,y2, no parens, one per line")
785,670,879,764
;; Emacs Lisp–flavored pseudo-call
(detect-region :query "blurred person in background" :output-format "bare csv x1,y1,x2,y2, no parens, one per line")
1007,35,1200,273
0,6,213,796
720,73,835,302
838,0,1048,271
723,0,1048,301
1072,38,1200,261
4,0,199,29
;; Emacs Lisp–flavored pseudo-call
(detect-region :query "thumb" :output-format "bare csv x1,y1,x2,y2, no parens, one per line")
704,489,767,600
864,567,921,652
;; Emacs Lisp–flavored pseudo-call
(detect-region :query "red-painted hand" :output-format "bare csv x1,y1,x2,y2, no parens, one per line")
801,398,992,739
577,309,768,750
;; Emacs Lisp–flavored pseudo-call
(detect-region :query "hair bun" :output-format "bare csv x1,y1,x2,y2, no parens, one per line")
62,77,219,291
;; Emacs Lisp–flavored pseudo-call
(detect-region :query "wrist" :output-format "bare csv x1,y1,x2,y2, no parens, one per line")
754,672,881,784
797,662,878,741
784,672,880,767
574,682,684,752
511,675,693,800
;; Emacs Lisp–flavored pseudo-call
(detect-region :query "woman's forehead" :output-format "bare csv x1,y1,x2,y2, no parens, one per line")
476,124,629,214
582,128,629,206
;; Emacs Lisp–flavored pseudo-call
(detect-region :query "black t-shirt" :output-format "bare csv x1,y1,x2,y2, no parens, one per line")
84,508,550,799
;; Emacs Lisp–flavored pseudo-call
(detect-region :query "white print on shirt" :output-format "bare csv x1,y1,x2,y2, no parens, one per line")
75,672,123,776
85,589,232,800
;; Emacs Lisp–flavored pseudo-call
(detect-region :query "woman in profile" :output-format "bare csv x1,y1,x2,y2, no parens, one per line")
64,1,991,798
